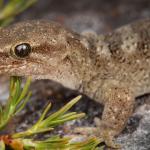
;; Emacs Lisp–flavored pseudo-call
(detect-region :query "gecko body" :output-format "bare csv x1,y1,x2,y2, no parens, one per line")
0,19,150,148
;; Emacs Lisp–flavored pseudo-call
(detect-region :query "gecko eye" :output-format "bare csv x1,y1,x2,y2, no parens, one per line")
11,43,31,58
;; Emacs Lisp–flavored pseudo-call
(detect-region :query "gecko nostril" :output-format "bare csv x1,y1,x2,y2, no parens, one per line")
11,43,32,58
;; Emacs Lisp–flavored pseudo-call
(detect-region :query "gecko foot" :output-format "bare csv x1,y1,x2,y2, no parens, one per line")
74,125,121,149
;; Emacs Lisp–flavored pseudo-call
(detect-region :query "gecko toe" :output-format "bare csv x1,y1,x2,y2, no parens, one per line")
74,126,121,149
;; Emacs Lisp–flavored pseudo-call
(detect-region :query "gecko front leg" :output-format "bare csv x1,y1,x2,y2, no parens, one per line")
75,84,135,148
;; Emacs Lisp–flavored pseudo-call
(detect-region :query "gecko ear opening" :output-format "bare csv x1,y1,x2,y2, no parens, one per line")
10,43,32,59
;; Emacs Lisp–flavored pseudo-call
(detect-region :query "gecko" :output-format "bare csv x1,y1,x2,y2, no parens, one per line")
0,18,150,148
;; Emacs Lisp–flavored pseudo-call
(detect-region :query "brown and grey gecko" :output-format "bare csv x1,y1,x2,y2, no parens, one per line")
0,19,150,148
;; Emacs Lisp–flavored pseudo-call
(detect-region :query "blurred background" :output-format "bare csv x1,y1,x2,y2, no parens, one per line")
17,0,150,34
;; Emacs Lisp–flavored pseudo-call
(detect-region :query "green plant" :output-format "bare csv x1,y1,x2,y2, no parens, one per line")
0,0,37,26
0,77,101,150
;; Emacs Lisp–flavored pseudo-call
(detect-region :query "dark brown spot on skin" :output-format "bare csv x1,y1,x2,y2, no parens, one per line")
130,20,150,58
11,60,22,65
32,42,66,55
109,42,124,61
104,32,125,62
137,41,150,58
66,36,81,47
0,52,9,58
26,57,42,64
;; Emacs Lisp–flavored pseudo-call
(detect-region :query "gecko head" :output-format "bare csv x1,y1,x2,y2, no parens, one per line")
0,20,86,89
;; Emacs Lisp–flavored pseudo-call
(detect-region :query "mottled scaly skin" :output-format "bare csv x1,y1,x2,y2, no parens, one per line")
0,19,150,148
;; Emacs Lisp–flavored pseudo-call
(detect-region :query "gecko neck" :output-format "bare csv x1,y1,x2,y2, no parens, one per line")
76,32,113,101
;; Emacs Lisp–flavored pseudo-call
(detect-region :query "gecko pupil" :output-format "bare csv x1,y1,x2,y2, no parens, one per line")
14,43,31,58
